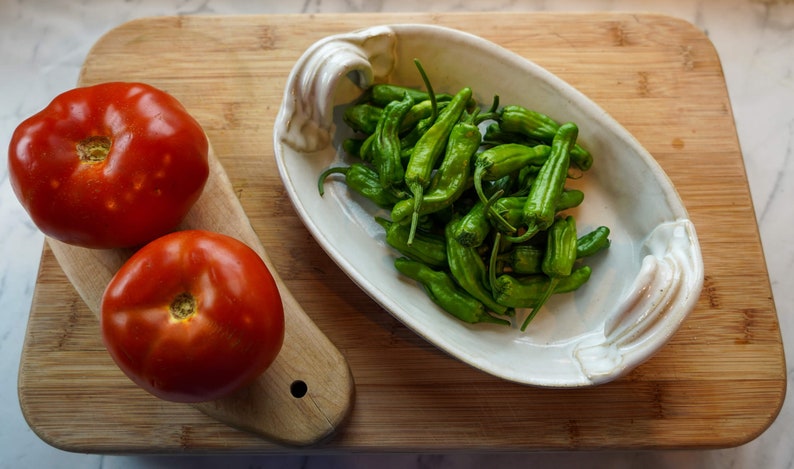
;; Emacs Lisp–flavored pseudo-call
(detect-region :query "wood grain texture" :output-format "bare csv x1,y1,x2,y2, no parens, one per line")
18,12,785,452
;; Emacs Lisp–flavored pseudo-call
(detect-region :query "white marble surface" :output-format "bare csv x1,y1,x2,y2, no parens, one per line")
0,0,791,467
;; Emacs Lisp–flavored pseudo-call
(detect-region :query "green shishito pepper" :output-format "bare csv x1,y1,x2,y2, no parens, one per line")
484,216,605,261
399,108,436,156
452,200,491,248
356,133,377,163
342,137,366,159
483,121,542,147
317,163,401,208
542,215,579,281
394,257,509,326
376,217,447,268
370,83,453,107
520,215,578,330
493,265,592,308
472,143,551,231
372,93,414,192
445,218,512,317
497,245,545,275
400,99,449,144
557,189,586,212
488,189,584,233
342,99,440,157
404,87,473,245
493,217,592,278
398,62,444,154
506,122,579,244
343,103,383,135
499,105,593,171
390,110,480,241
577,226,611,258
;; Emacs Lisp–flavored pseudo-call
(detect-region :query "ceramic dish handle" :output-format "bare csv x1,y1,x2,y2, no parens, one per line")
275,26,396,153
574,219,704,382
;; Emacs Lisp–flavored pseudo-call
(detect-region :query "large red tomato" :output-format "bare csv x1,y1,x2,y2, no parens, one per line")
8,82,209,249
100,230,285,403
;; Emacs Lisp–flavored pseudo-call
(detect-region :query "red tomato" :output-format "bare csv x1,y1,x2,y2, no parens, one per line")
8,82,209,249
100,230,285,403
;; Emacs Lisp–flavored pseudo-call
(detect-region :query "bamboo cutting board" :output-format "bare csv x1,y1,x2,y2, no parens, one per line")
18,13,785,452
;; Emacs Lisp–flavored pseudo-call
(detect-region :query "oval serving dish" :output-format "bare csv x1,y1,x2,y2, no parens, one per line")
273,24,704,387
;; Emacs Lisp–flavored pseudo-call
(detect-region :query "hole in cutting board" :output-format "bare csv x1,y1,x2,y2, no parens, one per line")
290,380,308,398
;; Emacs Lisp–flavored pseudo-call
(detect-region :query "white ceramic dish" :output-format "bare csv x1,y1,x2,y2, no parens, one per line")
273,24,704,387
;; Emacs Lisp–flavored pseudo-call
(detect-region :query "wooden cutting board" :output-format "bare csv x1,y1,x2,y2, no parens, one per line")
18,12,785,452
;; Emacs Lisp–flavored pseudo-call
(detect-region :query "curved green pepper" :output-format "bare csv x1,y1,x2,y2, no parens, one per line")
499,105,592,171
483,121,542,147
452,200,491,248
497,245,545,275
394,257,509,326
390,111,480,242
372,93,414,192
506,122,579,243
400,99,448,139
317,163,401,208
473,143,551,232
403,86,472,242
493,265,592,308
491,189,584,227
343,103,383,135
376,217,447,268
445,219,511,316
342,137,366,159
577,226,611,258
371,83,452,107
521,215,578,330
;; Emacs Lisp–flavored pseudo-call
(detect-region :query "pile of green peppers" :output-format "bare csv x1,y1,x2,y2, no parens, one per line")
318,68,611,331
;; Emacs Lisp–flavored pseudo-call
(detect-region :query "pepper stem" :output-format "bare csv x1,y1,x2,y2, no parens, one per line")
482,188,517,234
408,182,423,245
472,95,500,124
520,278,558,331
413,59,437,121
488,232,502,293
317,166,350,196
504,223,539,244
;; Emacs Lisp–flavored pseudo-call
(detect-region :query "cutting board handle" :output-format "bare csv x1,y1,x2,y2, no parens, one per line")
48,143,355,447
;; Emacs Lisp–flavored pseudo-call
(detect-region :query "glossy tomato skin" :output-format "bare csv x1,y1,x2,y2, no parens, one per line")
100,230,285,403
8,82,209,249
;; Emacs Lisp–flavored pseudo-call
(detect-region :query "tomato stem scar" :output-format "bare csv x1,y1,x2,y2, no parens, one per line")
169,292,196,320
76,135,111,163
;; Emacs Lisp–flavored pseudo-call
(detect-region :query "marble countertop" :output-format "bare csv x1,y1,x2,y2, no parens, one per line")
1,0,791,468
